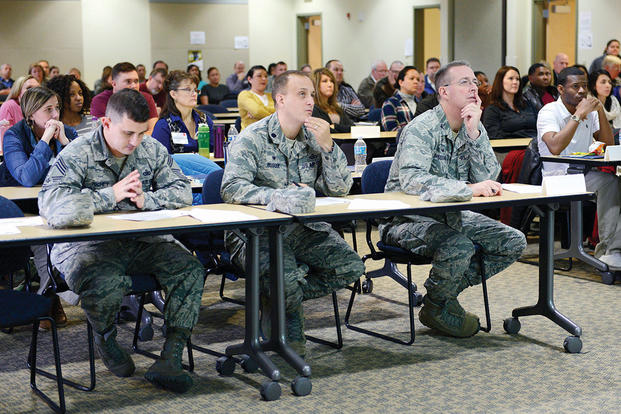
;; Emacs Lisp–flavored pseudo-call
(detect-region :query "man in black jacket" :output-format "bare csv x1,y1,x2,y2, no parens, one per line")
523,63,559,113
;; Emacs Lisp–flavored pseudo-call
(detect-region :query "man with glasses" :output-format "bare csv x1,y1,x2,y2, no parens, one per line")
379,61,526,338
538,66,621,268
358,60,388,108
140,68,167,110
91,62,159,135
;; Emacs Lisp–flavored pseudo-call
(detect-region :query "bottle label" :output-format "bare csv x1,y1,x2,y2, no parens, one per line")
354,146,367,156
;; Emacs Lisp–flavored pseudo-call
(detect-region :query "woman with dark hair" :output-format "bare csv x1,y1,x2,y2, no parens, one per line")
589,69,621,129
151,70,220,203
311,67,353,133
237,65,274,129
589,39,621,73
199,67,230,105
482,66,537,139
28,63,45,85
93,65,112,96
187,64,206,93
380,66,419,134
46,74,96,138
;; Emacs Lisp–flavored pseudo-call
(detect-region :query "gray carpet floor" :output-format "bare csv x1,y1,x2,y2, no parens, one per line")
1,229,620,413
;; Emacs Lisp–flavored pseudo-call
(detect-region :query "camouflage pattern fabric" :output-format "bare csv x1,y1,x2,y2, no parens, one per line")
380,104,526,301
266,186,316,214
38,126,204,334
221,113,363,310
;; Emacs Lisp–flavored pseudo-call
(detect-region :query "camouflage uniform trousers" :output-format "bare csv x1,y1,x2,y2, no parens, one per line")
52,238,205,334
383,211,526,300
230,224,364,312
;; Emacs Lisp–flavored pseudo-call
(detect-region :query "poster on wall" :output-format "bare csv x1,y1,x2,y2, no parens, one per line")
188,50,204,71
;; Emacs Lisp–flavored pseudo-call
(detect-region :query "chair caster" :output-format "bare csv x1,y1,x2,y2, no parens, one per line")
563,336,582,353
138,324,154,342
362,279,373,294
216,356,235,376
260,380,281,401
291,375,312,396
503,317,521,334
240,355,258,373
410,291,423,307
600,271,615,285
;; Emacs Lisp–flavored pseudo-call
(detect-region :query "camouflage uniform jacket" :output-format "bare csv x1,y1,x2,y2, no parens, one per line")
380,103,500,235
221,113,352,250
38,126,192,255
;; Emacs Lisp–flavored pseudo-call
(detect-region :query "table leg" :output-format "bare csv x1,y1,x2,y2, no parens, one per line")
508,205,583,353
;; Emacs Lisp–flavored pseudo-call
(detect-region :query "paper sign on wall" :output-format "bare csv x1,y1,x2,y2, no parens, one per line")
234,36,249,49
190,31,205,45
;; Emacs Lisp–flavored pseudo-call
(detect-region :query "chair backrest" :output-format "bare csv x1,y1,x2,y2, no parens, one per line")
234,116,241,132
202,169,224,204
367,108,382,124
0,196,24,219
220,98,238,108
197,104,227,117
338,142,355,166
361,160,392,194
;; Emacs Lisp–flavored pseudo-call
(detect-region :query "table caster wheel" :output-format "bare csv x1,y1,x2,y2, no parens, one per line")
600,271,615,285
411,291,423,307
362,279,373,294
503,317,521,334
260,380,281,401
216,356,235,376
240,355,258,373
291,376,312,396
138,324,154,342
563,336,582,353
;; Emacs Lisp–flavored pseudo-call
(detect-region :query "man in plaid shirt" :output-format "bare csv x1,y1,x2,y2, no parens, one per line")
326,59,366,120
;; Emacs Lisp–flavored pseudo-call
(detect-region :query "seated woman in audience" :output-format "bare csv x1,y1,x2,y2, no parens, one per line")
152,70,220,203
590,39,620,73
46,74,96,138
93,65,112,96
200,67,231,105
0,75,40,153
48,66,60,79
187,64,206,93
238,65,274,129
482,66,536,139
311,67,353,133
589,69,621,130
29,63,45,85
475,71,492,109
381,66,420,135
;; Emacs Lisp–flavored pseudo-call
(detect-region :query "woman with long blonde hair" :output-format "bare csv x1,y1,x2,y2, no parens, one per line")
311,67,353,133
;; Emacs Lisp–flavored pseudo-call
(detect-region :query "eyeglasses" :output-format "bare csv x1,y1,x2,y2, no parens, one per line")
176,87,198,95
443,78,481,88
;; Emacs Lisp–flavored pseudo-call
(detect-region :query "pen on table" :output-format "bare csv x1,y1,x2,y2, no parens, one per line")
292,182,301,187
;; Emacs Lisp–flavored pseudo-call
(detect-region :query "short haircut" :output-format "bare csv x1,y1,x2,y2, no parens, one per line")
272,70,308,101
325,59,340,70
395,66,418,89
136,64,145,69
111,62,137,80
434,60,471,90
149,68,167,79
152,60,168,70
602,55,621,68
390,60,405,69
207,66,218,76
21,86,60,125
300,64,311,71
68,67,81,76
528,63,545,76
245,65,267,81
426,57,440,68
557,66,586,86
276,61,287,66
105,88,150,123
371,60,386,71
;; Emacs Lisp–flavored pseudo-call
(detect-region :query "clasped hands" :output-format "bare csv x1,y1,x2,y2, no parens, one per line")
112,170,144,208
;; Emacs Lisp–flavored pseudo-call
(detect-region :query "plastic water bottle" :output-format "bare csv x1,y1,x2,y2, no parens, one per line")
224,125,238,164
354,137,367,173
197,123,210,158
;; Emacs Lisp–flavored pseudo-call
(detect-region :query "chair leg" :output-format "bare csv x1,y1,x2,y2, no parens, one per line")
305,291,343,349
478,255,491,333
29,317,66,414
219,273,245,306
28,320,96,392
132,293,194,372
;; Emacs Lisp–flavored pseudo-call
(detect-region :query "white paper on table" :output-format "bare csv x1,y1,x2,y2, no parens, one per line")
0,216,44,226
107,210,190,221
316,197,351,207
348,199,410,210
0,223,21,234
188,209,258,223
501,184,542,194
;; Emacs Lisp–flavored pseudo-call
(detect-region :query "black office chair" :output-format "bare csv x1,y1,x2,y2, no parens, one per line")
197,104,227,116
220,98,238,108
344,160,491,345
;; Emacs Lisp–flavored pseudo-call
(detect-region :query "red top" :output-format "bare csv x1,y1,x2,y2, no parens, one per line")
90,89,158,119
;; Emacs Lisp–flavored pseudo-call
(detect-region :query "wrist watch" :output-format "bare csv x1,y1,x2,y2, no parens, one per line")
570,114,581,123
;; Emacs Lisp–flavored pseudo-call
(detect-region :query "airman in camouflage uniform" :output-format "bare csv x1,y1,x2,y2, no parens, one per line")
221,71,364,354
38,89,203,393
380,61,526,338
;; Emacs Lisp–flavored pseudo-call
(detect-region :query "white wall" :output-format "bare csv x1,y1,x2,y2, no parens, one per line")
81,0,152,87
577,0,621,68
506,0,532,75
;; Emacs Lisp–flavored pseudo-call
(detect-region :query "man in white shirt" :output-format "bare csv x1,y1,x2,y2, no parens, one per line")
537,66,621,267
